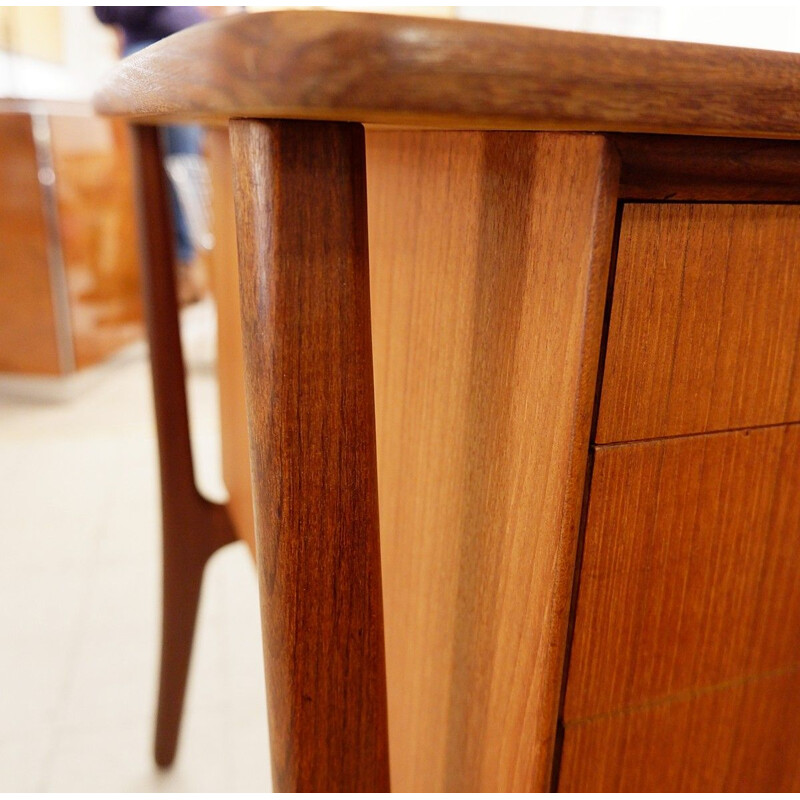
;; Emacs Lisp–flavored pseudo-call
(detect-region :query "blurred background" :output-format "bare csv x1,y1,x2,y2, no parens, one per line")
1,3,798,793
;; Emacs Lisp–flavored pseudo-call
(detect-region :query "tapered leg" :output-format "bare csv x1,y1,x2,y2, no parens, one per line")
131,125,236,768
229,119,390,792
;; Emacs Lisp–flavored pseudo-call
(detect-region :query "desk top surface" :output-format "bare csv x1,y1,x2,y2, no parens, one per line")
95,10,800,139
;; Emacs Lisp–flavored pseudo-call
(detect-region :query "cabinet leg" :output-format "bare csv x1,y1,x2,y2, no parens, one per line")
229,119,390,792
131,125,236,768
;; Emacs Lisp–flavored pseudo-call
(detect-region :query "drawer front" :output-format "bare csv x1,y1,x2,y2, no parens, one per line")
597,203,800,443
560,668,800,792
561,425,800,790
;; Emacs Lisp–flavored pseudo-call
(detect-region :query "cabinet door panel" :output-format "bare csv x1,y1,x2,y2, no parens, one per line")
561,425,800,791
597,203,800,443
566,425,800,722
560,667,800,792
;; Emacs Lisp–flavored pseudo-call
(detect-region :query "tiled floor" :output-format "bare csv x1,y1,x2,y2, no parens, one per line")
0,301,271,792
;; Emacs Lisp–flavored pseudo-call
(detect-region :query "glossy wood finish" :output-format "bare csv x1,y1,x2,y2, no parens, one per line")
229,119,389,792
0,113,61,374
364,130,618,791
560,425,800,790
95,10,800,139
131,126,236,767
205,128,255,554
560,667,800,791
597,204,800,443
616,134,800,201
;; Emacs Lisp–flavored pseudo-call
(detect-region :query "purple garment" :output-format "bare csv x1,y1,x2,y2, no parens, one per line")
93,7,206,48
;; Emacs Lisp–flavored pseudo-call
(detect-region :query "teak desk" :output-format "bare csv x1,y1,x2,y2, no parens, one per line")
95,11,800,792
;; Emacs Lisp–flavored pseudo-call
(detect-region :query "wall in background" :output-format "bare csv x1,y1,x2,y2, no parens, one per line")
456,6,800,52
2,5,799,103
0,7,63,62
0,7,116,102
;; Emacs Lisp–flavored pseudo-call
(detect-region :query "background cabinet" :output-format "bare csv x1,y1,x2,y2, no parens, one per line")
0,103,142,378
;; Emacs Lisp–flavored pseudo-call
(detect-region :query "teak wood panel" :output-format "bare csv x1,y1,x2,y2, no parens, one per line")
564,425,800,725
367,130,618,791
205,127,255,553
96,10,800,141
597,203,800,443
230,120,389,792
0,113,61,374
559,666,800,791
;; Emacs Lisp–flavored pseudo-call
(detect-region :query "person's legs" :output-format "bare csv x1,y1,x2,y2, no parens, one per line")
162,126,202,265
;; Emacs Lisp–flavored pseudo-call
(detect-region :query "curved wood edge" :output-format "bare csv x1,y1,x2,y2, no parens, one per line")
94,10,800,139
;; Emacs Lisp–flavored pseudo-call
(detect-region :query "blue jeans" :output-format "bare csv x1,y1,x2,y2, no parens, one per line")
125,41,200,263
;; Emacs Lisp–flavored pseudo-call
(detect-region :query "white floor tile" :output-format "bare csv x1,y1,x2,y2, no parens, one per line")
0,726,56,792
0,303,271,791
44,712,234,793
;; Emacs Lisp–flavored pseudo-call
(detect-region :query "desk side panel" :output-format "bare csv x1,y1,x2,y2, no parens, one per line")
366,130,618,791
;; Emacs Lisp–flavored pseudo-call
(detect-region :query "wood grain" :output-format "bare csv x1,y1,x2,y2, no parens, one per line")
95,10,800,140
229,119,389,792
366,130,618,791
597,204,800,443
205,127,255,553
0,113,61,374
616,134,800,201
560,666,800,791
131,126,236,767
564,425,800,724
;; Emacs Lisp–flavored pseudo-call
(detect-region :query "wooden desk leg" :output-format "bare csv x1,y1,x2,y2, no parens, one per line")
229,119,390,792
131,125,236,768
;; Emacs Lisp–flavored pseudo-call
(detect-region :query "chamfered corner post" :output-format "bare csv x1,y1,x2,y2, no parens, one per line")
130,124,236,769
228,119,390,792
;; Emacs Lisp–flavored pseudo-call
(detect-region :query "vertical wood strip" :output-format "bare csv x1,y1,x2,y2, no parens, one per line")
229,119,390,792
366,130,619,790
205,128,255,554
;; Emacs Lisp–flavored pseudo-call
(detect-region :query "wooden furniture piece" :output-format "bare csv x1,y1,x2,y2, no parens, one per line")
95,11,800,792
0,100,142,378
131,126,237,768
